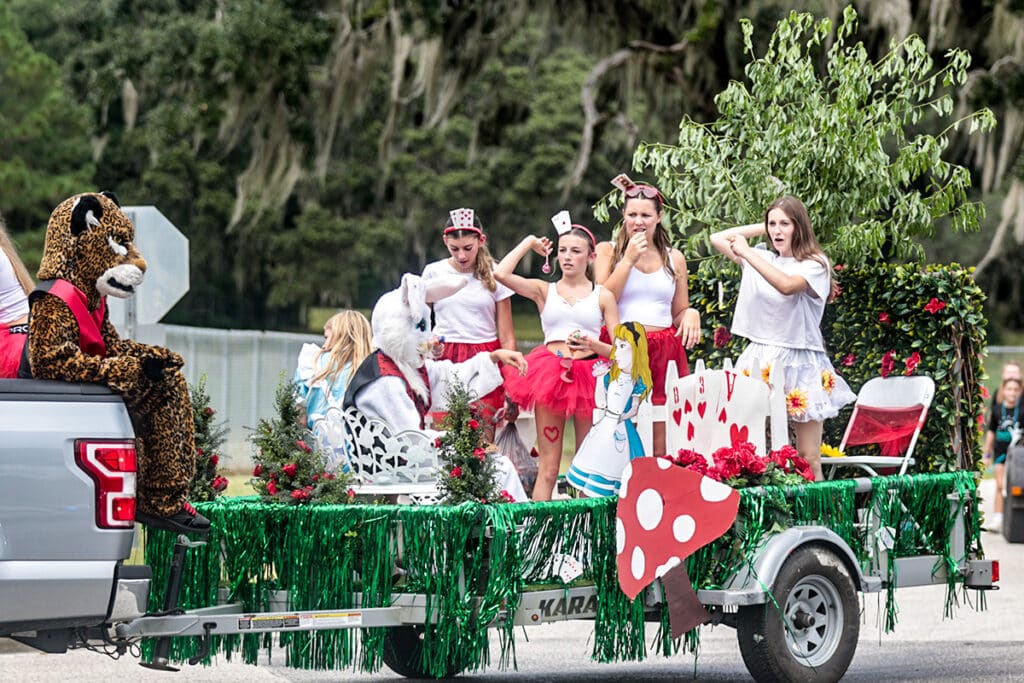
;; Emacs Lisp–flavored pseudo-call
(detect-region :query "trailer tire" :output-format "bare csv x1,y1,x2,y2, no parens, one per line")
381,625,463,679
736,545,859,683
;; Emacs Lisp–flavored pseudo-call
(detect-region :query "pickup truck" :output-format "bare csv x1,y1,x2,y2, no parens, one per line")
0,379,150,653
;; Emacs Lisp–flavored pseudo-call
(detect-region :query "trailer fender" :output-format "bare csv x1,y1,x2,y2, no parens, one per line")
699,526,877,607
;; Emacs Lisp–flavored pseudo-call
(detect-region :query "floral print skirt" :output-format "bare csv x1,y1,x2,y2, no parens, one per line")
735,342,856,423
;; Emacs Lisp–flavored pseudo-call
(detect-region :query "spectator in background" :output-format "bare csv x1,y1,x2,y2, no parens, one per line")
984,376,1022,532
0,214,33,378
293,310,373,429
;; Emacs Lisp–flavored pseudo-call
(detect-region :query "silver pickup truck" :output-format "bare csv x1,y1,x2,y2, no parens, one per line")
0,379,151,653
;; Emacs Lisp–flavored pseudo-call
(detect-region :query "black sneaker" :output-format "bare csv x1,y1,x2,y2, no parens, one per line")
136,501,211,534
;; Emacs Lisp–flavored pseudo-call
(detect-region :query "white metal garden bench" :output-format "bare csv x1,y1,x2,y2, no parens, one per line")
310,405,443,504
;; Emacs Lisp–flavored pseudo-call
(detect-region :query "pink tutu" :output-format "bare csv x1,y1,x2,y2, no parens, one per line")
502,345,598,419
430,339,505,429
0,324,27,378
600,326,688,405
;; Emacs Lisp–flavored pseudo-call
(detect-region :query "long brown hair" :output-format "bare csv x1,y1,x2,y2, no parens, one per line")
612,193,675,279
311,310,373,386
765,196,827,268
0,215,33,294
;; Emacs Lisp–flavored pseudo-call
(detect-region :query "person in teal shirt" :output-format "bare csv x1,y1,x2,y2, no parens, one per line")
293,310,373,429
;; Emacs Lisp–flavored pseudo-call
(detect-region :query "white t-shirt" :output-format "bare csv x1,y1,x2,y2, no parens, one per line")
421,259,514,343
731,247,830,352
0,252,28,323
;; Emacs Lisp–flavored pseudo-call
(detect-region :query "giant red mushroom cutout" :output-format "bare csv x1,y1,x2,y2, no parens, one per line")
616,456,740,637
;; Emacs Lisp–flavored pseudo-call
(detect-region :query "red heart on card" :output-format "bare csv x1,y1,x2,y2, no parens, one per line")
696,402,706,418
672,408,682,426
718,408,727,423
616,459,740,600
684,399,693,414
687,422,695,440
543,426,560,443
729,424,748,445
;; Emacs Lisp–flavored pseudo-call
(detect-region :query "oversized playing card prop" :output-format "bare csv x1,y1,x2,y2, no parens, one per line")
616,457,739,637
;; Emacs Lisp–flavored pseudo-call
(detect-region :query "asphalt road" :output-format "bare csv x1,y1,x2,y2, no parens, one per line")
4,478,1022,682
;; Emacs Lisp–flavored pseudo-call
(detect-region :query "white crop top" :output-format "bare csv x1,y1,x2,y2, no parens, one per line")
0,252,28,323
541,283,604,343
617,264,674,328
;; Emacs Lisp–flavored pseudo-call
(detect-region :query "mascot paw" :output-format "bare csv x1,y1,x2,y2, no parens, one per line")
142,355,177,381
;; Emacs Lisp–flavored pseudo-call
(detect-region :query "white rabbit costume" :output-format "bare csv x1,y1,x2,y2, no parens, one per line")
344,273,527,501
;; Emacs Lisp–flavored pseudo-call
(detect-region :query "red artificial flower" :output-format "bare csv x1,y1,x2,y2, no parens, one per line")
312,473,320,481
713,325,732,348
841,353,855,367
880,350,896,378
833,264,846,271
450,466,463,478
304,485,313,492
467,419,480,430
204,407,214,416
295,440,311,453
981,386,990,399
473,447,486,460
923,297,947,314
209,454,219,466
267,480,278,495
904,351,921,375
253,464,263,477
211,475,228,492
790,455,814,482
197,447,204,456
347,488,356,498
282,463,298,477
290,489,305,500
325,472,336,480
499,490,515,502
878,312,891,324
433,437,442,448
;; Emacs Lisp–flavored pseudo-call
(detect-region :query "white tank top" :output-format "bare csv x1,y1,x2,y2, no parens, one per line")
541,283,603,343
617,264,674,328
0,252,28,323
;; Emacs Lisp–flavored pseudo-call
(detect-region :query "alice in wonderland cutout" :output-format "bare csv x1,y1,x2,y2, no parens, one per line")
566,322,652,497
616,457,739,636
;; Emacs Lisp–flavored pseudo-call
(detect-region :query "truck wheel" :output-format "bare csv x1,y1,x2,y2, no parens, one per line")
736,545,859,683
381,625,462,679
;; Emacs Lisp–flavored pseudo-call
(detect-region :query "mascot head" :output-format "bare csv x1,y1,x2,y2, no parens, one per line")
370,273,466,399
38,192,146,306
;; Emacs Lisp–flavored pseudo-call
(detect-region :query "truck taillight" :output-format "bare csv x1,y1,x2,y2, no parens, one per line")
75,440,137,529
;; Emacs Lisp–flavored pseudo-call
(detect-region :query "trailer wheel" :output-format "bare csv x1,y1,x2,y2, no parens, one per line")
736,545,859,683
381,625,462,679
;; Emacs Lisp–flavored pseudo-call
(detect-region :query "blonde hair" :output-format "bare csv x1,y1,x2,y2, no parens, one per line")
311,310,373,386
608,322,652,403
0,214,33,294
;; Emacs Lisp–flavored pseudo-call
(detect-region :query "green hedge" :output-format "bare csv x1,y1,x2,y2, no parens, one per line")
688,263,986,472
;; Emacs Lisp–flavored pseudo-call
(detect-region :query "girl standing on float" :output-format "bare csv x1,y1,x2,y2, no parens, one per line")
595,177,701,458
495,213,618,500
0,214,32,378
422,208,516,437
710,195,855,481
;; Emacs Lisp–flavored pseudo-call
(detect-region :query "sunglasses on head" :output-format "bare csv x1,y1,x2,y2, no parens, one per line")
624,185,662,201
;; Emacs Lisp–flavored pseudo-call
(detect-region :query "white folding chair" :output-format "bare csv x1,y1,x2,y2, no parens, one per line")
823,375,935,478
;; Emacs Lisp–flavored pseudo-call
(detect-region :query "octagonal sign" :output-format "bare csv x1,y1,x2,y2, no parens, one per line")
106,206,190,332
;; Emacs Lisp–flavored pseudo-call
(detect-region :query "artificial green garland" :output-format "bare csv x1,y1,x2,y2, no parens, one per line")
143,471,983,674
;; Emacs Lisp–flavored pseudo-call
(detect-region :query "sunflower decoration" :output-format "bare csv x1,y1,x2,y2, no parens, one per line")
821,370,836,395
820,443,845,458
760,363,772,384
785,388,809,417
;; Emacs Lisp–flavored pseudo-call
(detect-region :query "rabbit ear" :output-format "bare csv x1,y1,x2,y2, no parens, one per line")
399,273,423,313
424,275,468,304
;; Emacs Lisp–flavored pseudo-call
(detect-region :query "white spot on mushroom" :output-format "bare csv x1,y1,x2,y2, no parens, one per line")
656,457,671,470
700,476,733,503
673,514,696,543
655,557,681,578
620,463,632,499
636,489,663,531
616,517,625,555
631,545,646,580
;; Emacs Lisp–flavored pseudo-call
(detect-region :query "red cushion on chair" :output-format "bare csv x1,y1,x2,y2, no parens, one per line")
844,405,924,457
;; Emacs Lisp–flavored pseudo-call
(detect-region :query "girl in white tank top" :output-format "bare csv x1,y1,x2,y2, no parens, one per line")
494,222,618,500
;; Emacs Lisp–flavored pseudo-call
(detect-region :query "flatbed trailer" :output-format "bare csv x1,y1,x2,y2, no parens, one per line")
98,470,995,683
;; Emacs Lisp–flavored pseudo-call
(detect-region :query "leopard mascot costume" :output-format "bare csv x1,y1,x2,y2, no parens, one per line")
20,192,208,533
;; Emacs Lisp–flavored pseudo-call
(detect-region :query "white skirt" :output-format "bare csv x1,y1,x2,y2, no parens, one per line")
735,342,856,423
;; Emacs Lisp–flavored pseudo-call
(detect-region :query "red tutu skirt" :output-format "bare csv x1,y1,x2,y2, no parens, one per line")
0,324,27,378
502,345,598,419
600,326,688,405
430,339,505,429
